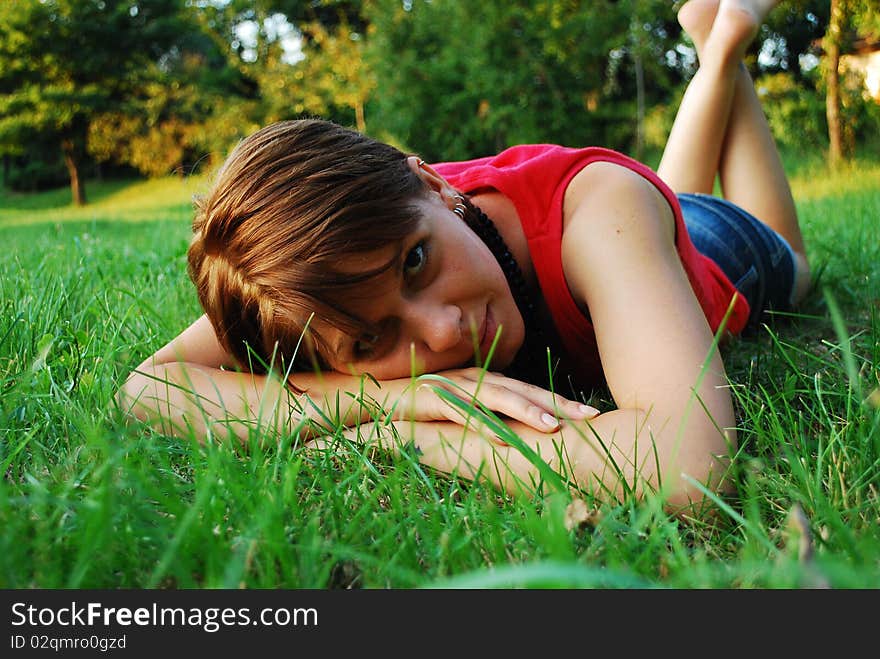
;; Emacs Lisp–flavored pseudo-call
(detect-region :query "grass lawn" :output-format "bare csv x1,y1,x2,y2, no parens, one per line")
1,157,878,589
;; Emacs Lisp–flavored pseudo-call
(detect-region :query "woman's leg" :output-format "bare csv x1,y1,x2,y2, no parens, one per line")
658,0,810,303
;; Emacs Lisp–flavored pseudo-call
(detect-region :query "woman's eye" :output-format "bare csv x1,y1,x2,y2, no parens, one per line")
403,242,427,277
353,333,379,357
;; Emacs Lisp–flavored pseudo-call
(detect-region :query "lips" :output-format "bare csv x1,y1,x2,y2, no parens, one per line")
478,304,497,359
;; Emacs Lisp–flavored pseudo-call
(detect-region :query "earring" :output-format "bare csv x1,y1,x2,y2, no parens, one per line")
452,194,467,219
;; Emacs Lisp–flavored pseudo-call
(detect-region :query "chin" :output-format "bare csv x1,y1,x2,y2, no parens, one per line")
486,339,520,372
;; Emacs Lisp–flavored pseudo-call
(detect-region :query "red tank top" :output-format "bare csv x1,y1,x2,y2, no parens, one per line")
434,144,750,385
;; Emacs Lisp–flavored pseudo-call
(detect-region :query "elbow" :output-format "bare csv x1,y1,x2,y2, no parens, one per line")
666,457,736,514
664,428,738,515
113,363,162,425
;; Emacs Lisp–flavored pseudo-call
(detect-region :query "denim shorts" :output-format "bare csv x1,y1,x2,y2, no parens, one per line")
678,193,796,330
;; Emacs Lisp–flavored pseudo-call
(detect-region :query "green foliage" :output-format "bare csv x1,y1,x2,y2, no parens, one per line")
88,52,256,178
849,0,880,41
0,0,191,197
761,0,829,79
2,136,69,192
757,71,828,152
757,63,880,162
292,20,375,131
2,0,877,194
82,4,270,179
363,0,633,161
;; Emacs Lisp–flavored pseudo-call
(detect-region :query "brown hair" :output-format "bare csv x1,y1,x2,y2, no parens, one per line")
187,119,426,375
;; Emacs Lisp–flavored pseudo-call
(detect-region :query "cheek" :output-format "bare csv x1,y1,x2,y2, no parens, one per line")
461,244,504,291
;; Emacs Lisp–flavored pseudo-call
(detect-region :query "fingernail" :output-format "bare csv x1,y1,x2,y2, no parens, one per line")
541,412,558,427
579,404,599,418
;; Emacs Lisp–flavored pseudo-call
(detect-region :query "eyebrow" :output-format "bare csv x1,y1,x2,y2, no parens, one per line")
327,251,402,360
338,243,403,283
374,249,404,279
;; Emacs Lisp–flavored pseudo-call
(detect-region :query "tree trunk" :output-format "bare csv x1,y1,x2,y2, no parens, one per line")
825,0,844,168
634,50,645,160
355,102,365,134
61,138,87,206
630,16,645,160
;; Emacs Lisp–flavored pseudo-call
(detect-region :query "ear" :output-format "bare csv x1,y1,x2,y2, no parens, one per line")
406,155,460,209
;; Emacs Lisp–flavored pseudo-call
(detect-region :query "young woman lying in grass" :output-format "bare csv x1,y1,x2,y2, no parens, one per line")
117,0,811,514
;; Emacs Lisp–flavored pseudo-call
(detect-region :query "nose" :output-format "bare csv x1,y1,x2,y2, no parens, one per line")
406,300,463,354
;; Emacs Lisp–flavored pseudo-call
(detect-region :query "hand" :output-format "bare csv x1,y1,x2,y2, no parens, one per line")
387,367,600,436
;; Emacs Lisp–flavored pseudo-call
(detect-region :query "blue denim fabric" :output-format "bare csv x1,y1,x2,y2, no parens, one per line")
678,193,796,330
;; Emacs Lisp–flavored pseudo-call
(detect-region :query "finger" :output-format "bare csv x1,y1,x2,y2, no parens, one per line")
449,379,566,432
417,384,514,446
449,379,573,432
419,375,596,434
466,372,601,421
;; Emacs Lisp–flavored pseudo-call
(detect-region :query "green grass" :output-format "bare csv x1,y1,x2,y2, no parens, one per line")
0,176,205,226
1,163,878,589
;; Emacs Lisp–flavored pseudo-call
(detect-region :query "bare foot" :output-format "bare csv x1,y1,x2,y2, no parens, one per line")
678,0,720,48
725,0,782,26
699,0,782,62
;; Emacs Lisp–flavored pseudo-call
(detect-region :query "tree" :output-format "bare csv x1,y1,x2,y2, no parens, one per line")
182,0,371,151
618,0,684,160
825,0,845,166
0,0,186,204
822,0,880,166
729,0,879,165
762,0,829,80
291,20,374,132
88,9,261,178
364,0,632,161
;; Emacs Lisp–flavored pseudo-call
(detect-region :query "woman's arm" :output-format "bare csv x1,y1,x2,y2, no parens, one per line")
115,314,315,443
115,315,597,444
338,415,715,508
565,161,737,504
347,163,737,509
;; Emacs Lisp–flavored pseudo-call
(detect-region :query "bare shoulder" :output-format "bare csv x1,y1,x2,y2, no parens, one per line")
563,160,674,239
561,160,677,306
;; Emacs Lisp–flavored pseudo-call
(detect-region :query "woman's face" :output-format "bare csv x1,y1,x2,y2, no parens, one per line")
320,192,525,380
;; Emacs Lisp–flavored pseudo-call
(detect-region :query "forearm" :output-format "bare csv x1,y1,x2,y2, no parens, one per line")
344,407,734,508
115,362,399,444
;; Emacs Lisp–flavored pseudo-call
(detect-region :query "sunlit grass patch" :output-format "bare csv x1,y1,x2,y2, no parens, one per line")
0,175,207,227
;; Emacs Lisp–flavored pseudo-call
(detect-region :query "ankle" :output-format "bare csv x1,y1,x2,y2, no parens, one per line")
698,36,748,78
